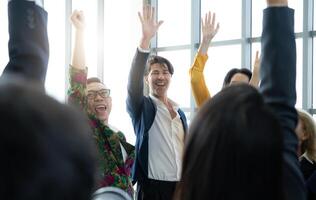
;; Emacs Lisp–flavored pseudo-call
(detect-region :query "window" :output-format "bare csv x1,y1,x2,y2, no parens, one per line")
202,0,242,41
296,39,303,108
314,1,316,29
0,1,8,74
313,38,316,111
203,45,242,95
252,1,303,37
44,1,66,101
103,0,143,144
157,0,190,47
72,0,98,77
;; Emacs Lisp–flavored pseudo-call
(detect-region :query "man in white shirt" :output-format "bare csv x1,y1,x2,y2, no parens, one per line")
126,4,188,200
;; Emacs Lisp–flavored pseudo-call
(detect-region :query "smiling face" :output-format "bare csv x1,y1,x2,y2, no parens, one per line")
86,82,112,125
145,63,171,100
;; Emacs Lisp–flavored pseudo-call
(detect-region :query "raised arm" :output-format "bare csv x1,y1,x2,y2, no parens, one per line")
190,11,219,107
138,5,163,50
198,12,219,56
3,0,48,86
71,10,86,70
249,51,261,88
68,10,87,109
126,5,163,119
260,0,306,199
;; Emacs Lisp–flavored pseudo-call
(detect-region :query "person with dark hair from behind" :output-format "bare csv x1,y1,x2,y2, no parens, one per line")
67,10,135,197
295,109,316,200
222,67,253,87
127,5,188,200
189,11,260,108
0,0,97,200
174,0,306,200
0,80,97,200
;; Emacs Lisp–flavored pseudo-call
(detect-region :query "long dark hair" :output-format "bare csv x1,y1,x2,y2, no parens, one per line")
174,84,283,200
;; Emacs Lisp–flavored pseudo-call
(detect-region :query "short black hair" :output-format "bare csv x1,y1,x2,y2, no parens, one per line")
222,68,252,88
87,77,102,84
0,78,97,200
175,84,283,200
145,55,174,75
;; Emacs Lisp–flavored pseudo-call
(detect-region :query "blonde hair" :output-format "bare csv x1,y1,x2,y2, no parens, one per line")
297,109,316,161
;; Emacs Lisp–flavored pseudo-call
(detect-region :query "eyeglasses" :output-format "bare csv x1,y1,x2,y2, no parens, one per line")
87,89,110,100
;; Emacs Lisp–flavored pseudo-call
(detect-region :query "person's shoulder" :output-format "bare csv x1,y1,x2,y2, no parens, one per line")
108,124,120,133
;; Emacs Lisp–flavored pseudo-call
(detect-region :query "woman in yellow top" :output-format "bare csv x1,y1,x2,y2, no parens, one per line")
189,11,261,108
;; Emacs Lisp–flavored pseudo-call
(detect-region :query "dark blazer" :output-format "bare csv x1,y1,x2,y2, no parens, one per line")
300,157,316,200
2,0,48,85
260,7,306,200
126,49,188,183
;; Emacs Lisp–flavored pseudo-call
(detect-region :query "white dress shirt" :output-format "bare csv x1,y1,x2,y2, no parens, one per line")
147,95,185,181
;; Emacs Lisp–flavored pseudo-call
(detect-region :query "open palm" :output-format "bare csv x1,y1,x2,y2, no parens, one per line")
138,5,163,41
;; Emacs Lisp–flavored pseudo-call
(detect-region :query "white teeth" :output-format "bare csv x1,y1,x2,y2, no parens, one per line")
96,105,106,109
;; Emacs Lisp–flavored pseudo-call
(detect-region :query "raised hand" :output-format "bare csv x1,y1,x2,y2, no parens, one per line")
138,5,163,49
71,10,86,69
266,0,288,6
199,11,219,55
249,50,261,88
71,10,85,31
253,51,261,75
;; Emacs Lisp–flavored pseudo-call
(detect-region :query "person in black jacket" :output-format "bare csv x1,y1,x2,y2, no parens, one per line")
0,1,97,200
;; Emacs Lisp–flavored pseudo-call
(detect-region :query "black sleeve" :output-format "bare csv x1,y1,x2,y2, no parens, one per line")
2,0,49,85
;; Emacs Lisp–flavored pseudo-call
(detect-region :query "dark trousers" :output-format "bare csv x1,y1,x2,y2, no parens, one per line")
137,178,178,200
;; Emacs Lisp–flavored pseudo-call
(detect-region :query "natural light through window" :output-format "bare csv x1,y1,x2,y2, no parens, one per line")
252,1,303,37
296,39,303,108
44,1,66,102
202,0,241,41
157,0,190,47
103,0,142,144
72,0,98,78
0,1,9,74
203,44,241,96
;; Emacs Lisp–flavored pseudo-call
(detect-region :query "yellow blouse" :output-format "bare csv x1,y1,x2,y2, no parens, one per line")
189,53,211,108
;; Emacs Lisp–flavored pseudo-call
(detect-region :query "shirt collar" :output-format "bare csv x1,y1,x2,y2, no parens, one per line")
301,152,315,164
149,94,179,110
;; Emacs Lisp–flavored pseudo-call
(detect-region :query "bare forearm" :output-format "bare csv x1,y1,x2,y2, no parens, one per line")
139,37,151,50
72,30,86,70
198,39,211,56
249,74,260,88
